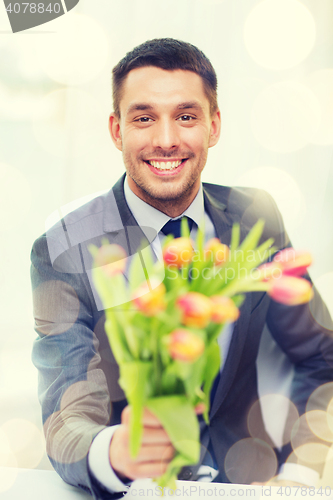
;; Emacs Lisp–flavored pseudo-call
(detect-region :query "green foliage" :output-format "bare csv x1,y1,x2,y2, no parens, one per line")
90,220,276,488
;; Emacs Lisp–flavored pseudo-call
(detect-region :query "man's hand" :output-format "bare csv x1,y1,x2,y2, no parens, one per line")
109,403,205,482
109,406,174,481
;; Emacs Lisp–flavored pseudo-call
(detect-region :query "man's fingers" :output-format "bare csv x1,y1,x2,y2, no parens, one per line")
135,444,174,463
122,406,166,428
121,405,131,425
125,460,170,480
141,427,171,445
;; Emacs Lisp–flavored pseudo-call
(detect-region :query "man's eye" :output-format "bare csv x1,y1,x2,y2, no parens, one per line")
136,117,152,123
178,115,194,121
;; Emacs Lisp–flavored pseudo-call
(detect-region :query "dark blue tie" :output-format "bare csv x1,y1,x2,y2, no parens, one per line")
161,216,194,238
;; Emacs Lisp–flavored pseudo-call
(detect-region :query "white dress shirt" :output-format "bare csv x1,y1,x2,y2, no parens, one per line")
88,176,318,491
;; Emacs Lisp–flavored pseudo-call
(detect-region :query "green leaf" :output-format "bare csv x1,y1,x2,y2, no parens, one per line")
128,251,147,294
119,361,153,458
230,223,240,252
104,310,131,364
202,342,221,423
232,294,245,308
181,217,191,238
183,355,206,402
147,395,200,462
239,219,265,253
88,243,98,259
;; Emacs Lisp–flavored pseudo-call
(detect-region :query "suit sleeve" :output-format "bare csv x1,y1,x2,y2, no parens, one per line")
31,233,127,499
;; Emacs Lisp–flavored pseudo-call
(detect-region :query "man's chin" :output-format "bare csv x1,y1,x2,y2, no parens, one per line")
139,184,191,203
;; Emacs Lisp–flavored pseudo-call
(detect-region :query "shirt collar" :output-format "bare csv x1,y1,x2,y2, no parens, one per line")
124,175,205,236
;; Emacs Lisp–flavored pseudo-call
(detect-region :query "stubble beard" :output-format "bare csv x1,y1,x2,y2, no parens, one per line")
123,150,208,208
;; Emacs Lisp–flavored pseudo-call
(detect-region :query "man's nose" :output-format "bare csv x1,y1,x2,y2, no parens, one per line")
151,118,180,150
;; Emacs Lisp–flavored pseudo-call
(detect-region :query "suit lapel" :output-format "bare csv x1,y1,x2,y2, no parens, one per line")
202,184,252,419
107,175,158,282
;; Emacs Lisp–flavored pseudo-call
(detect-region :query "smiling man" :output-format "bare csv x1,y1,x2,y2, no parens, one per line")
109,64,220,217
31,39,333,500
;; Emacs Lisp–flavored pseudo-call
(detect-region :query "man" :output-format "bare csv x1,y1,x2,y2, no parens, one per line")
31,38,333,499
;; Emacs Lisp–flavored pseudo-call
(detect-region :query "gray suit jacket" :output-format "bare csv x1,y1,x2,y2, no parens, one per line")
31,174,333,499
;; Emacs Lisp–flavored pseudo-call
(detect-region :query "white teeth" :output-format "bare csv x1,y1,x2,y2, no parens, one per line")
149,160,182,170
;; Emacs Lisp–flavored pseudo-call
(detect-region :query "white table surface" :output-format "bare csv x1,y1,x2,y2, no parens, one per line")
1,468,333,500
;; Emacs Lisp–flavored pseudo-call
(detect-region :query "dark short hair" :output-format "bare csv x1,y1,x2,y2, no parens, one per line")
112,38,218,117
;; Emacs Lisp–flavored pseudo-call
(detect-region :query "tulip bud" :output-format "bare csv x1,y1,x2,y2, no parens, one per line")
267,276,314,306
95,244,127,277
132,280,166,316
273,248,312,277
177,292,212,328
210,295,240,323
256,261,283,282
163,238,194,268
204,238,229,265
168,328,205,362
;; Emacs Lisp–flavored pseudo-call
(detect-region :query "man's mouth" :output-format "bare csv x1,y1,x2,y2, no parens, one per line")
145,159,187,171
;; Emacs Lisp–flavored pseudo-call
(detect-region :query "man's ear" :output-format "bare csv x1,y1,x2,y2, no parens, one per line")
108,113,122,151
208,109,221,148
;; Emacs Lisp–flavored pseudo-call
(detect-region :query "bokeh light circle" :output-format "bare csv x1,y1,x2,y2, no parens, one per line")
248,395,299,446
1,419,44,469
0,162,32,232
305,70,333,145
236,166,304,232
33,280,80,335
44,408,102,463
0,432,18,494
306,410,333,443
327,399,333,434
33,89,105,158
251,82,320,152
37,14,109,86
224,437,277,483
306,383,333,414
293,442,330,464
244,0,316,70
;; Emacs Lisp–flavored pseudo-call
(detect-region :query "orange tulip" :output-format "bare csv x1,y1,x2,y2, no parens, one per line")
132,280,166,316
273,248,312,277
267,276,314,306
210,295,240,323
204,238,229,265
168,328,205,362
95,244,127,277
256,261,283,282
163,238,194,268
177,292,212,328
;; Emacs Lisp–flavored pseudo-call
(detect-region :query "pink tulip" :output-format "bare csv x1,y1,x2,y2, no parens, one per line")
177,292,212,328
204,238,229,265
132,280,166,316
163,237,194,268
267,276,314,306
168,328,205,362
210,295,240,323
95,244,127,277
256,261,283,282
273,248,312,277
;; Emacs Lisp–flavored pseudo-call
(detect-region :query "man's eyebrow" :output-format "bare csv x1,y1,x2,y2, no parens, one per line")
176,101,204,111
127,103,154,114
126,101,204,114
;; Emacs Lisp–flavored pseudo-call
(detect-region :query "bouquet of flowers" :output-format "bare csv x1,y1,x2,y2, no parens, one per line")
90,219,313,490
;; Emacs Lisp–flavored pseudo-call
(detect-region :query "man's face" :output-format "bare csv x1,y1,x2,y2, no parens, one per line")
109,66,221,209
